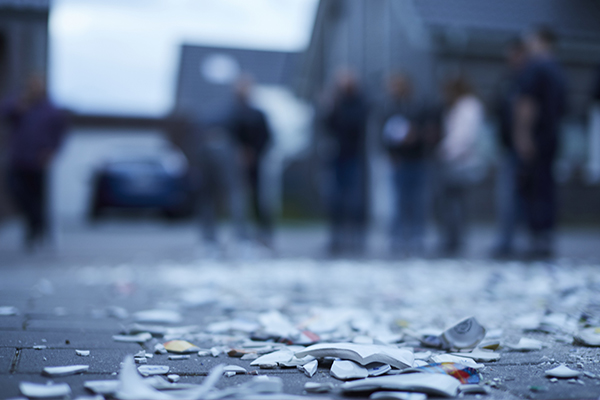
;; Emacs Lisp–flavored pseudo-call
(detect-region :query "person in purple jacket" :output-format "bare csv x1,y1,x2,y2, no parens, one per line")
2,75,67,250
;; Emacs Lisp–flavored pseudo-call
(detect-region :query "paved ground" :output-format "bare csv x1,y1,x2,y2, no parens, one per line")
1,219,600,399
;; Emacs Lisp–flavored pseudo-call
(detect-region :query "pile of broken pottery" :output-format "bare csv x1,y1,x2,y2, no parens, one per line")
7,258,600,398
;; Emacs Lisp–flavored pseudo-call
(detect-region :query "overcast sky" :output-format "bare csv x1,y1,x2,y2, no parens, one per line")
48,0,319,116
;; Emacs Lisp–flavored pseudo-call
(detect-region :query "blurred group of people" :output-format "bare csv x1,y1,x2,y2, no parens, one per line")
320,26,567,259
0,27,574,261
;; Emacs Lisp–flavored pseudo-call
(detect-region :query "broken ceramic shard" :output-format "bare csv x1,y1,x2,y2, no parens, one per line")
278,355,316,367
430,354,484,369
403,363,480,384
479,339,501,350
298,359,318,377
137,365,169,376
574,327,600,347
458,384,490,394
154,343,167,354
250,349,293,366
545,364,581,379
0,306,19,316
223,365,247,374
163,340,200,354
43,365,89,377
133,309,182,324
207,319,260,333
116,356,173,400
84,380,120,395
331,359,369,380
367,363,392,376
304,382,334,393
370,391,427,400
168,355,189,360
440,317,486,350
112,332,152,343
106,306,129,319
211,346,226,357
167,374,180,382
341,373,461,397
227,348,258,357
259,310,299,338
76,349,90,357
413,351,431,360
295,343,414,370
507,337,543,351
20,381,71,398
452,348,500,362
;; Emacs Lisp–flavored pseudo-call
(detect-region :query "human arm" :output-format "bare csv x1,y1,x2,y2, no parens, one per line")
513,96,537,161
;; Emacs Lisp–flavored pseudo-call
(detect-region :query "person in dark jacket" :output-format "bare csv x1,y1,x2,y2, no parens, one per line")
229,77,273,247
381,73,436,256
1,75,67,250
324,70,369,255
490,38,528,258
513,26,567,259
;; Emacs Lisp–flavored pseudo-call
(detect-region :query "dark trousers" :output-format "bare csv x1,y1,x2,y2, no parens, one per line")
494,150,522,251
391,159,428,253
519,158,556,245
329,157,365,252
7,167,48,245
247,162,272,242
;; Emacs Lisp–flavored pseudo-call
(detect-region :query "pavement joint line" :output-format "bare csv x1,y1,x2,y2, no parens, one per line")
9,348,21,374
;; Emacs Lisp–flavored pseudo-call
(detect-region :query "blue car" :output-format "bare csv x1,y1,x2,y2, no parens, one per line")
89,146,193,219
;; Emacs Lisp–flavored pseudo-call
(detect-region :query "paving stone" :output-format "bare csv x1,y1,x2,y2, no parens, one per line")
0,348,15,374
25,317,123,332
0,330,141,350
16,348,135,374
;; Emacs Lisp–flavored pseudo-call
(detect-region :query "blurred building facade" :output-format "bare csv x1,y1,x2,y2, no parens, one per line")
0,0,49,220
296,0,600,224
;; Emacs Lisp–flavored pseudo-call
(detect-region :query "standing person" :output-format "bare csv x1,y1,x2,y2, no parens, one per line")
324,69,369,255
514,27,567,259
194,122,247,255
490,38,528,258
587,66,600,183
436,76,484,256
381,73,434,257
229,77,273,248
1,75,67,250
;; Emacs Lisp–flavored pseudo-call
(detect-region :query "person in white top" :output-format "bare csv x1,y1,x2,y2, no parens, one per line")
436,76,484,256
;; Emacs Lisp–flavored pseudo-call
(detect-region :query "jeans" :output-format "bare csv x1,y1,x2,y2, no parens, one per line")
329,156,366,252
391,159,428,253
7,167,48,246
494,150,521,251
519,156,556,251
435,162,471,254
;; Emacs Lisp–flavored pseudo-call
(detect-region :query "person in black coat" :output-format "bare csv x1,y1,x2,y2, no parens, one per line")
228,77,273,247
324,70,369,255
513,27,567,259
